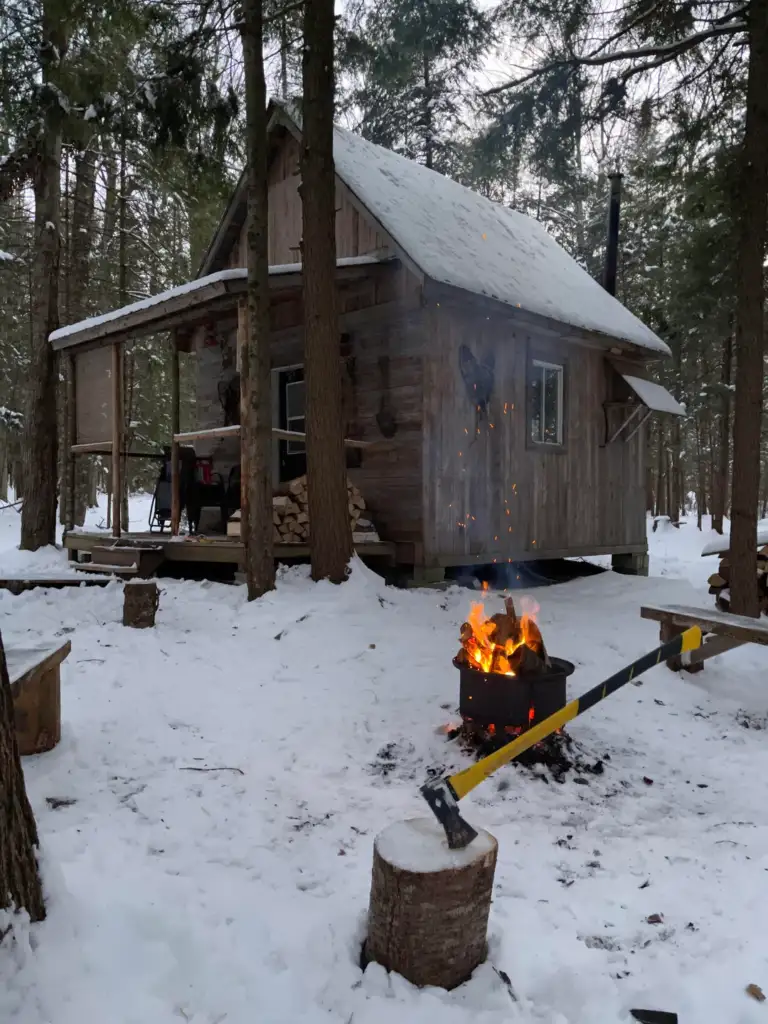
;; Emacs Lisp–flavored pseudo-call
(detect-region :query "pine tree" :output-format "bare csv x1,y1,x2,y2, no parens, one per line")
341,0,493,173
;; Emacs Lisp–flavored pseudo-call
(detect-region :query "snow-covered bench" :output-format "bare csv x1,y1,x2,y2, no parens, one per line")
641,604,768,673
6,641,70,754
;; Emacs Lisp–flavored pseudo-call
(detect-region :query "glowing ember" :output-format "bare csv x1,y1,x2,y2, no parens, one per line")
456,596,548,676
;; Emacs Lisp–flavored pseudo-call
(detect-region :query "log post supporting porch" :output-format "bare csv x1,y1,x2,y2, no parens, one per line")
170,336,181,535
111,343,123,538
237,298,249,538
64,354,76,536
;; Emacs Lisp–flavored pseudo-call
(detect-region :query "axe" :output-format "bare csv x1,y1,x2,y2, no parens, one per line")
420,776,478,850
422,626,702,849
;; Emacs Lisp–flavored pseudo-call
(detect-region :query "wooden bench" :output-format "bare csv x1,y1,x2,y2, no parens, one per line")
641,604,768,673
6,641,71,754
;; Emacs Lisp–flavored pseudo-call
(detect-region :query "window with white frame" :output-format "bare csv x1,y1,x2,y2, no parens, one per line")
529,360,564,445
285,378,306,453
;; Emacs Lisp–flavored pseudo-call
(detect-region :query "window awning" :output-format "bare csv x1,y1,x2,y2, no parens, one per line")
621,374,686,416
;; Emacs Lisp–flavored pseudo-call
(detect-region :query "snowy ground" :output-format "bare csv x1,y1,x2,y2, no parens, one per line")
1,504,768,1024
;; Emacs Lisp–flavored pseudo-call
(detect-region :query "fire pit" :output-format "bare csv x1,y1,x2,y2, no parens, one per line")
457,657,574,728
455,596,574,740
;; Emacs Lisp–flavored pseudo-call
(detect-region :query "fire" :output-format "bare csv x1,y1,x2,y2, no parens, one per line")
457,596,546,676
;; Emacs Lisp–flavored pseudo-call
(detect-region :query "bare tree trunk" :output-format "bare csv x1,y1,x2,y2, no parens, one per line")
422,52,434,169
669,337,683,522
241,0,275,599
0,630,46,923
20,6,66,550
119,126,131,531
712,333,733,535
0,437,7,501
695,414,705,530
729,0,768,617
657,429,668,517
69,147,97,528
301,0,353,583
279,16,290,98
59,153,71,527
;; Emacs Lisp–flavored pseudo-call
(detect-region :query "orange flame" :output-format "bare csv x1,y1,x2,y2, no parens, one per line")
460,597,543,675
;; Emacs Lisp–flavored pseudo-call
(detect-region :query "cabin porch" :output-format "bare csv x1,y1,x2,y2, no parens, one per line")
50,256,412,576
62,529,397,578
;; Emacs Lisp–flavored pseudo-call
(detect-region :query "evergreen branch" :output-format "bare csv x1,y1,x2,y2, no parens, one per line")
0,137,39,204
586,0,667,58
485,21,746,96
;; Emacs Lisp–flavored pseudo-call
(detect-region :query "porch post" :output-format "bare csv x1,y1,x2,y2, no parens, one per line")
170,336,181,535
237,299,249,532
64,353,76,533
111,342,123,538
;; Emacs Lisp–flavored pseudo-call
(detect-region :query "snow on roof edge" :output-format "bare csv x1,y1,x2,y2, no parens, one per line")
622,374,686,415
50,256,394,345
49,269,247,343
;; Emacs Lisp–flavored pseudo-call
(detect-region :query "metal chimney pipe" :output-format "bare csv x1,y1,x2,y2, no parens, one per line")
603,171,623,297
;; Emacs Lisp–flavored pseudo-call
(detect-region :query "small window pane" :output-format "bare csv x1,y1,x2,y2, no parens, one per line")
530,371,543,443
285,380,305,453
286,380,305,419
530,360,563,446
543,367,561,443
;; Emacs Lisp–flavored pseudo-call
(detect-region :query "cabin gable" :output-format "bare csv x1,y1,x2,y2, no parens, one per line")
224,131,394,270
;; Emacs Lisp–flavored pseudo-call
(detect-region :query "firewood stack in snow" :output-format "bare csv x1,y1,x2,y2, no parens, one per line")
227,476,379,544
708,546,768,615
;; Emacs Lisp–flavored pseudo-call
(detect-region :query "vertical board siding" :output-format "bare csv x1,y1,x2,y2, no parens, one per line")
230,133,390,269
347,313,425,545
422,304,647,565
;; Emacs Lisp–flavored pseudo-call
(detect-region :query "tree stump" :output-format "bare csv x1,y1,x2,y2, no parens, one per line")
364,817,498,990
123,581,159,628
9,643,69,755
0,629,46,922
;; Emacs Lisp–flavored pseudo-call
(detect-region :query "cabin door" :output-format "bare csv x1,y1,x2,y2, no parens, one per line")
276,365,306,482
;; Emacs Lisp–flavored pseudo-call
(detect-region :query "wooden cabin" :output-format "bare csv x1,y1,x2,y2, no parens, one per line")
50,101,683,581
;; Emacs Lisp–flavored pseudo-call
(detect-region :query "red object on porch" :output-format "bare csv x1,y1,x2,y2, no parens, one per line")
196,457,213,485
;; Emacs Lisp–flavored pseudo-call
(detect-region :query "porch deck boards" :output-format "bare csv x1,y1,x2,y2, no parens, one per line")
64,531,397,566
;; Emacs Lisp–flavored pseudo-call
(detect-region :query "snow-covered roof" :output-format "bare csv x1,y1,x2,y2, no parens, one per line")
328,125,669,355
49,256,392,350
49,269,248,345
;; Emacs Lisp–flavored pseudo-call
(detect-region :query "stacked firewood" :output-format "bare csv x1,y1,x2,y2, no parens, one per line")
228,476,379,544
708,546,768,615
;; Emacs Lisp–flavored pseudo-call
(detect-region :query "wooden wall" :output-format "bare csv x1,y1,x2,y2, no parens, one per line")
202,128,649,565
346,312,426,550
421,302,647,566
230,132,391,269
75,346,113,444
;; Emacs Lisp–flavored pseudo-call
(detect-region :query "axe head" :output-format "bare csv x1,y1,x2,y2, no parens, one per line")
420,777,478,850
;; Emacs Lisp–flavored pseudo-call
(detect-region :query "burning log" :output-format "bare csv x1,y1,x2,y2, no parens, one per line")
457,596,550,675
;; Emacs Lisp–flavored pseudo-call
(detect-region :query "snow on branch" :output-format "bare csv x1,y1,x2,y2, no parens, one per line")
0,407,23,431
0,137,39,204
484,21,747,96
